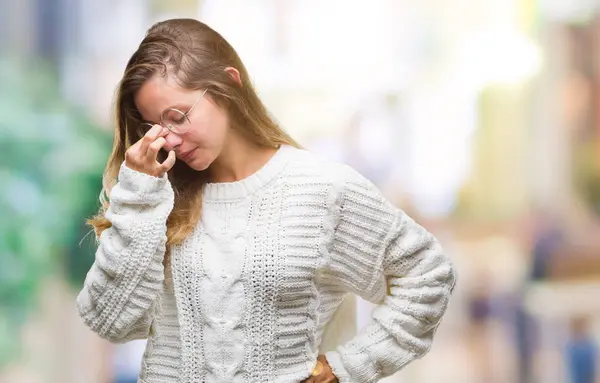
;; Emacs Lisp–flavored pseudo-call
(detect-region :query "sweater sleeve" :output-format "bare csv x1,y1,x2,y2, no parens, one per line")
76,162,174,343
324,167,456,383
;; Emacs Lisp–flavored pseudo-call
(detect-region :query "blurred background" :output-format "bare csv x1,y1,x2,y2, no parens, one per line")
2,0,600,382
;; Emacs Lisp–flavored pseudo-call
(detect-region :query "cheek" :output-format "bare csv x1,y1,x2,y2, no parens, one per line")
203,103,230,140
193,120,228,145
188,123,209,142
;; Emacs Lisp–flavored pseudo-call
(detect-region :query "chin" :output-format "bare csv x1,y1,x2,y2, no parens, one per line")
186,154,215,172
188,162,210,171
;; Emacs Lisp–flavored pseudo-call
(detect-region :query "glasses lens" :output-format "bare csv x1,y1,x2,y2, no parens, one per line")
162,109,190,134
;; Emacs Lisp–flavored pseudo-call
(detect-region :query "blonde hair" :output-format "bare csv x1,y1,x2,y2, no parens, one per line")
88,18,299,247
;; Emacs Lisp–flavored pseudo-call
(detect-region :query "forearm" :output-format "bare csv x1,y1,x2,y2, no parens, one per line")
77,163,174,341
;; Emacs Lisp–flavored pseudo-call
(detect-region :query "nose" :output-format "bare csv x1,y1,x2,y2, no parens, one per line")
163,131,183,152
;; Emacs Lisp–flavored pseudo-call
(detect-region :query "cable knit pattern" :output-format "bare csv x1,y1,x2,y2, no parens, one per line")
77,145,456,383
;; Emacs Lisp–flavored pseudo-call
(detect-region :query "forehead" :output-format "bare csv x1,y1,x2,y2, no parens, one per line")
134,75,186,122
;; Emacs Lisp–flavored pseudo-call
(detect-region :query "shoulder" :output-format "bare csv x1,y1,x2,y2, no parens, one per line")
281,146,381,196
280,146,399,231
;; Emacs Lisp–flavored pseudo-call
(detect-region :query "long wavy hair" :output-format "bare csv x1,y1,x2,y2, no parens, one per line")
88,18,299,247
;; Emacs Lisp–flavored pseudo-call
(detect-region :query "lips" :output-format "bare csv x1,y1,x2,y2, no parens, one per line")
178,148,196,161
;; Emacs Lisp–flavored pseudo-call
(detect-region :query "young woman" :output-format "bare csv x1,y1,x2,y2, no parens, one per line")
77,18,456,383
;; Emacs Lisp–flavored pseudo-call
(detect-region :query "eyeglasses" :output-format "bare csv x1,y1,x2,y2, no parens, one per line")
139,89,207,136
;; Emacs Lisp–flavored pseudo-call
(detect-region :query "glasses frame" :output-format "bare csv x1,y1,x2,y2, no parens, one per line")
140,89,208,135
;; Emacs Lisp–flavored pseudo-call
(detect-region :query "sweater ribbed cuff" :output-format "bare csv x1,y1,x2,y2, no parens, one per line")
118,162,168,194
325,351,353,383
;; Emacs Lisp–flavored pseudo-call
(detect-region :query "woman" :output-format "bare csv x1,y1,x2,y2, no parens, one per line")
77,18,456,383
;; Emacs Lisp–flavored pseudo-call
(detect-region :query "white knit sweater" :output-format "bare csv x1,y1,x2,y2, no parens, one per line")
77,145,456,383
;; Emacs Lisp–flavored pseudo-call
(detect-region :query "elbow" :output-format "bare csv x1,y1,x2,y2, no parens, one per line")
425,256,456,346
376,249,457,363
429,254,457,323
75,292,122,343
76,291,151,344
425,240,457,300
440,254,457,297
77,307,143,344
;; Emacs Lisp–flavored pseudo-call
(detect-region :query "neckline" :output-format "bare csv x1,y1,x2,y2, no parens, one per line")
203,145,293,202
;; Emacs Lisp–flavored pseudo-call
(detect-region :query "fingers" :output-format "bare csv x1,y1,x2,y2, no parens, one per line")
160,150,177,172
146,137,167,162
140,124,169,154
125,125,175,177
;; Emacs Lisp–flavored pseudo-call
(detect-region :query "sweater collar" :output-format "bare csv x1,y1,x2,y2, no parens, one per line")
203,145,294,202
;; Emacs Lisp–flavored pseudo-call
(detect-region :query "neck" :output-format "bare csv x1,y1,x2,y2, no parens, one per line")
208,134,279,184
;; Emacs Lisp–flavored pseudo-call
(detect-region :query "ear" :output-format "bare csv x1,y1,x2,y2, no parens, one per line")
224,67,242,86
